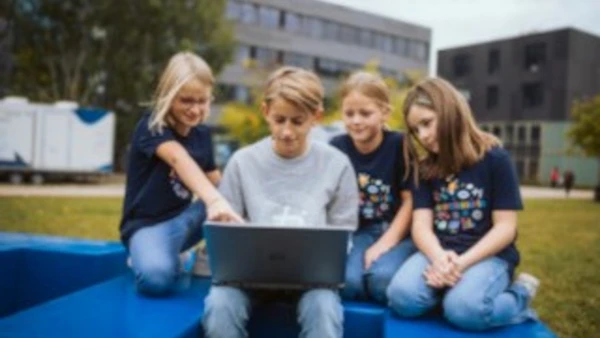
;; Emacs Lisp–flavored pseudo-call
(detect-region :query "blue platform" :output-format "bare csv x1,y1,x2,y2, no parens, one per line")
0,232,557,338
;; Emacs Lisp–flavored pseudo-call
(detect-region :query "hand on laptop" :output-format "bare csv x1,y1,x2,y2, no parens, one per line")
207,198,244,223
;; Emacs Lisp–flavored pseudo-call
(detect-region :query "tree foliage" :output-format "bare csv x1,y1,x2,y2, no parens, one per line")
8,0,235,168
568,94,600,158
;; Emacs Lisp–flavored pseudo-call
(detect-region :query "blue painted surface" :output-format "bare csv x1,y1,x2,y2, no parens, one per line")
0,232,558,338
0,152,29,168
74,108,109,125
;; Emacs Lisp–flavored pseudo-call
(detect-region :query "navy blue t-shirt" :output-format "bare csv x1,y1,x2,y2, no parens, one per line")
412,147,523,269
330,131,410,228
119,113,216,245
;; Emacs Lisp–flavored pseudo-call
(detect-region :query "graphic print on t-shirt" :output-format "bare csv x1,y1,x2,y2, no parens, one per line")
168,169,191,200
358,172,392,220
433,177,487,235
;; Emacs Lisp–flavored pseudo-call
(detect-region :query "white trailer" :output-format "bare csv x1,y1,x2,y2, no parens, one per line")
0,97,115,184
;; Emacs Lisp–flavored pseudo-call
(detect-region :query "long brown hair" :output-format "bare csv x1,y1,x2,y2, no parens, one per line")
403,77,500,180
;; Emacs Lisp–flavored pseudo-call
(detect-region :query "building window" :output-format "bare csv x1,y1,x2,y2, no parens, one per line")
301,16,323,39
381,34,394,53
524,42,546,71
254,47,278,67
323,20,340,41
226,0,241,20
283,52,313,70
522,82,543,108
239,2,258,25
518,125,527,143
505,125,514,144
234,86,250,104
283,12,302,33
359,29,373,48
486,85,499,109
492,126,502,138
528,161,539,180
409,40,428,61
394,37,408,56
488,49,500,74
531,125,540,144
258,6,280,29
453,54,471,77
340,24,359,45
235,45,250,63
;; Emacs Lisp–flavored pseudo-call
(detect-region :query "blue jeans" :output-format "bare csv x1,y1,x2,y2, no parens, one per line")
128,201,205,296
386,252,537,331
203,286,343,338
341,223,416,304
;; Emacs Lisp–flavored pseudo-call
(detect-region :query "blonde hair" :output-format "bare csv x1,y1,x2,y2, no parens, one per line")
148,51,214,132
403,77,500,180
340,71,392,113
263,66,324,114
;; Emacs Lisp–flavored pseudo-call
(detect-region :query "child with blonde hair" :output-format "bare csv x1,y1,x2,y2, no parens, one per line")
202,66,359,338
386,77,539,330
330,71,415,304
119,51,242,296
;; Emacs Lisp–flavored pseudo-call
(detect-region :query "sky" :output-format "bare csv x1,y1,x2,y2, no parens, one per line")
321,0,600,74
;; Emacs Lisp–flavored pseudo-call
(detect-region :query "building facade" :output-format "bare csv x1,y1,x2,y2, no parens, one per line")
438,28,600,186
216,0,431,104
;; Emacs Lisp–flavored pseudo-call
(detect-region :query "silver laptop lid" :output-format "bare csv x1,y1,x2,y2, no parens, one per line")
205,222,352,289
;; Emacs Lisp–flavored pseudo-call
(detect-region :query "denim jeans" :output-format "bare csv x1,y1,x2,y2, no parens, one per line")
386,252,537,331
341,223,416,304
203,286,343,338
128,201,205,296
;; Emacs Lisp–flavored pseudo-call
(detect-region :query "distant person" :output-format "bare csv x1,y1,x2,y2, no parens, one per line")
202,66,359,338
563,170,575,197
330,71,415,305
549,166,560,188
119,52,242,296
386,78,539,331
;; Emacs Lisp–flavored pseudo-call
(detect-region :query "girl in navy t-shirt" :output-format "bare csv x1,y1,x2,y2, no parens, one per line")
120,52,242,296
386,77,539,330
331,71,416,304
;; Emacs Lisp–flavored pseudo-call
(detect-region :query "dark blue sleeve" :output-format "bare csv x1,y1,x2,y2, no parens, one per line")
396,133,412,191
204,131,217,172
329,135,345,151
490,149,524,210
412,179,434,210
135,122,175,158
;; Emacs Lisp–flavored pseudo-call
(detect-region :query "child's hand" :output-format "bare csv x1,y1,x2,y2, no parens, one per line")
425,250,462,288
364,239,394,270
207,199,244,223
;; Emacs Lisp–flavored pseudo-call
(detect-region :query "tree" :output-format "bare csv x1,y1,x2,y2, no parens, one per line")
8,0,235,169
568,94,600,188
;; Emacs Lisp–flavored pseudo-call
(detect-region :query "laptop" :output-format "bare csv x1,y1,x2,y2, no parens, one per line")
204,221,353,289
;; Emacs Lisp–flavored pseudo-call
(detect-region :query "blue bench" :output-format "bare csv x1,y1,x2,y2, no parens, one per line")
0,232,557,337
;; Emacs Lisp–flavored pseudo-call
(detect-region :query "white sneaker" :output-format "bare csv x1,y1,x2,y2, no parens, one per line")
514,272,540,299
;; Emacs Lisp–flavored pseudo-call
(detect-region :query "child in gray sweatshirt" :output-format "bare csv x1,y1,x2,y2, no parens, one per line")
202,66,358,338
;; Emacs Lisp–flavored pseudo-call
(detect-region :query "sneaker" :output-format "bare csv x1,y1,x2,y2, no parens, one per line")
514,272,540,299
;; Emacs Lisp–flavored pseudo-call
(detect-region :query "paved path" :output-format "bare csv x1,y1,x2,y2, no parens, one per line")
0,184,595,199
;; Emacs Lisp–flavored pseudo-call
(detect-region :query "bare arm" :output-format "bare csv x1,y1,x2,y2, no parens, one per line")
412,208,446,262
363,190,413,269
156,141,242,222
457,210,517,271
205,169,222,187
378,190,412,245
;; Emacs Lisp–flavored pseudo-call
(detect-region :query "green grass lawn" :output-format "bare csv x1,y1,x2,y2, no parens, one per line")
0,197,598,338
